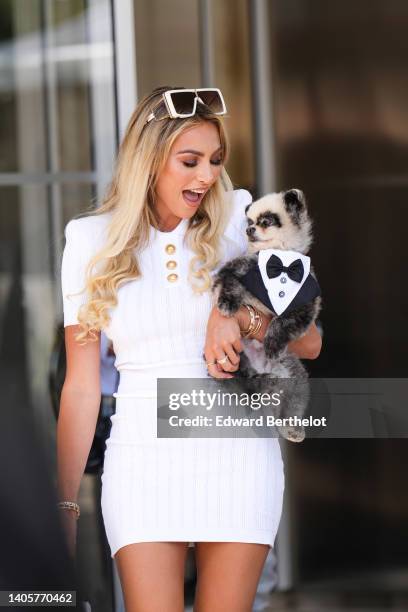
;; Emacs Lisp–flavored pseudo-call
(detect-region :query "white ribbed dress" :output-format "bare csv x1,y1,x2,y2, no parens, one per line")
61,189,285,559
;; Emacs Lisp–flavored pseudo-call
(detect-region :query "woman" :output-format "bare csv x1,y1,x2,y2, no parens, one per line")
57,86,321,611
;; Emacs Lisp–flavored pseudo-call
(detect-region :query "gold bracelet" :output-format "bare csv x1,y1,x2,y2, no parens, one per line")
251,312,263,337
57,501,81,519
241,304,263,339
248,307,262,338
240,304,255,337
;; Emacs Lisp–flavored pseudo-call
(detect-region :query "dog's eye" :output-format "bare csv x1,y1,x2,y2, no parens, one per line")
247,219,254,226
258,213,281,229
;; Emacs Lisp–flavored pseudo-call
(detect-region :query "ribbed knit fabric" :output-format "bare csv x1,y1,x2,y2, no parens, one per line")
61,189,285,558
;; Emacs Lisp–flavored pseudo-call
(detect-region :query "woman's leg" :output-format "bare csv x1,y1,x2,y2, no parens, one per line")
193,542,270,612
115,541,190,612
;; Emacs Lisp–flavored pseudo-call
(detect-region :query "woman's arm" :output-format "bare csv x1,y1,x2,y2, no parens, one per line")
235,307,322,359
57,326,101,554
287,322,322,359
204,306,243,378
204,305,322,378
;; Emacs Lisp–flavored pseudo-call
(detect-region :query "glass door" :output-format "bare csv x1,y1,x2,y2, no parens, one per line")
0,0,117,439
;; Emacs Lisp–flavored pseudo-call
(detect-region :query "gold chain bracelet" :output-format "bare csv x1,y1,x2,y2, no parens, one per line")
57,501,81,519
241,304,263,338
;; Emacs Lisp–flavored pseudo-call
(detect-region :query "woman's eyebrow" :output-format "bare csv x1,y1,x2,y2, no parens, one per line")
176,146,223,156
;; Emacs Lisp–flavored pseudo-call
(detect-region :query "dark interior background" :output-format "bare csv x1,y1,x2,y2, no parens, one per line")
270,0,408,583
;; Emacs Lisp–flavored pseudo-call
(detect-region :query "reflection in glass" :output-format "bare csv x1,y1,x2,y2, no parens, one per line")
0,0,115,175
212,0,254,188
0,0,45,173
134,0,201,97
53,0,92,171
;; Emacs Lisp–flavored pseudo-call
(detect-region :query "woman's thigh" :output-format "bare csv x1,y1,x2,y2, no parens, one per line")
114,541,190,612
194,542,270,612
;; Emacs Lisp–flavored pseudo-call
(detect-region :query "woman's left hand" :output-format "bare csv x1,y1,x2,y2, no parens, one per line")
204,306,243,379
204,304,322,379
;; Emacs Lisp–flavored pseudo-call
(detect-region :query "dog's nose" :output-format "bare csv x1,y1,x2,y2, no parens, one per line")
246,226,255,236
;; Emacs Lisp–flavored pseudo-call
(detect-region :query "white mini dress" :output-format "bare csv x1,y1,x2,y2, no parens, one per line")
61,189,285,558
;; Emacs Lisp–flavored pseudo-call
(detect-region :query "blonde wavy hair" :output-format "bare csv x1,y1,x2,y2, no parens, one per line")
72,86,235,343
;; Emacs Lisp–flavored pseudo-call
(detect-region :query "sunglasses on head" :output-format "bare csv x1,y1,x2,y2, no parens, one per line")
146,88,227,123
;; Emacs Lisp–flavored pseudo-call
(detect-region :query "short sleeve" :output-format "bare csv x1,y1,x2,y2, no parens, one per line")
222,189,253,258
61,219,91,327
230,188,253,238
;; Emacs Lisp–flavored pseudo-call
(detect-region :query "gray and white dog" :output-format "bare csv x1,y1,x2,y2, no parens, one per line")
212,189,321,442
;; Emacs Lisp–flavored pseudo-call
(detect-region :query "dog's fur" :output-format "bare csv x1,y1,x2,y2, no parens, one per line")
212,189,321,442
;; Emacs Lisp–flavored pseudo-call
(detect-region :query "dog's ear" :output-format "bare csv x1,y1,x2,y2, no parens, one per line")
283,189,306,223
284,189,305,211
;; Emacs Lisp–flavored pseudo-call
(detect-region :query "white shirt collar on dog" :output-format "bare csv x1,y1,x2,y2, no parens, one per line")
257,248,310,316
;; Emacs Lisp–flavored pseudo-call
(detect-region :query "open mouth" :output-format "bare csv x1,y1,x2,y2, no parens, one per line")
182,189,206,207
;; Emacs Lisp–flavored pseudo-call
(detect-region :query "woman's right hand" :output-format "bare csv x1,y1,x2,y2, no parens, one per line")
204,305,243,378
59,510,78,559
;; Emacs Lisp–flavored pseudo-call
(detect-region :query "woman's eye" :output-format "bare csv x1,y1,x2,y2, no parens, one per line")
182,158,223,168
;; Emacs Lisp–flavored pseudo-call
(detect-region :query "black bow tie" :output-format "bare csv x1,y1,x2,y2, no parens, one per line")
266,254,304,283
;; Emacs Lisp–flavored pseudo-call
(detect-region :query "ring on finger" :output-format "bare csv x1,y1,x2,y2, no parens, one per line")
217,355,229,365
206,361,217,367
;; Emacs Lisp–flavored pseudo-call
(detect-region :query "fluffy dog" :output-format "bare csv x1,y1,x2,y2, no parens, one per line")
212,189,321,442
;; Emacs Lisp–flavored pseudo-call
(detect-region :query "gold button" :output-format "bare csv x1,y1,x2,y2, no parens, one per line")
166,260,177,270
167,273,178,282
165,244,176,255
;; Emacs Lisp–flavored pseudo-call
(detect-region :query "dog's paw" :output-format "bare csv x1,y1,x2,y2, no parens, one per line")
280,426,305,443
263,336,281,359
217,295,240,316
217,302,234,317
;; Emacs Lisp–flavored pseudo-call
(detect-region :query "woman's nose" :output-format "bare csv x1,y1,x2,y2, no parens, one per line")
196,163,215,184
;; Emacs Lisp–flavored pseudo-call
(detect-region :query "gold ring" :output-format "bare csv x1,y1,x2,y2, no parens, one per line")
217,355,229,365
206,361,217,367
